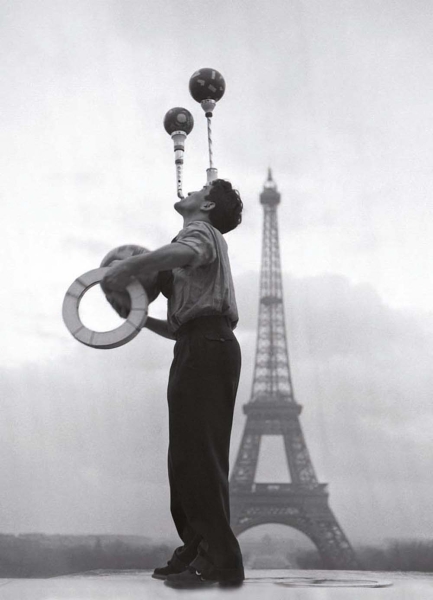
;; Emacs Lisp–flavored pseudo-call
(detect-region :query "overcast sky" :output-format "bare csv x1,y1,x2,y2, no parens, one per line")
1,0,433,548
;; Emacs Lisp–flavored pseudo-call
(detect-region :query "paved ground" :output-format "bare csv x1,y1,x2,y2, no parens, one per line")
0,569,432,599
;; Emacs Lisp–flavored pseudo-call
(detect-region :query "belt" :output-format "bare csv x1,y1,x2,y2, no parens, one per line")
175,315,232,339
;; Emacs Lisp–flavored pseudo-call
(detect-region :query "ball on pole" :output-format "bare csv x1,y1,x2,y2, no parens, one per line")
163,107,194,135
189,68,226,104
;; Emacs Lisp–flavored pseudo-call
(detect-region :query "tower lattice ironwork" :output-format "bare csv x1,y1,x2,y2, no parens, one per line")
230,170,358,569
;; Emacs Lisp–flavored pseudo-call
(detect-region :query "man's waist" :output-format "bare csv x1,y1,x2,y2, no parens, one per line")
175,315,233,339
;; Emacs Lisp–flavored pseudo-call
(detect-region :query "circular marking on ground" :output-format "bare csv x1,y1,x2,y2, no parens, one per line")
246,575,393,588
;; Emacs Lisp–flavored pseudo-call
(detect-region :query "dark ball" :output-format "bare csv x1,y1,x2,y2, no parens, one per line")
100,245,160,318
189,68,226,103
163,107,194,135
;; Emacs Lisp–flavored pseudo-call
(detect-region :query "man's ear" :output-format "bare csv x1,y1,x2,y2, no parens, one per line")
201,201,215,212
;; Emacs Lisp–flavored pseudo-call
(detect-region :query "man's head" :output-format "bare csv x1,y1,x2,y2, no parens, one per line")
206,179,243,234
174,179,243,234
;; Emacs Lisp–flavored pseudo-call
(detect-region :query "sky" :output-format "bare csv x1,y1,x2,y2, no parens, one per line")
1,0,433,549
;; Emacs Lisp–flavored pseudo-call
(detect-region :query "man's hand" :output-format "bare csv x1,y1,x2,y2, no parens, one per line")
144,317,175,340
104,290,132,319
102,259,135,292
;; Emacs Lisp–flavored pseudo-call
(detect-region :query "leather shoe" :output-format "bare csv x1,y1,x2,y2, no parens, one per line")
152,553,188,580
165,566,244,589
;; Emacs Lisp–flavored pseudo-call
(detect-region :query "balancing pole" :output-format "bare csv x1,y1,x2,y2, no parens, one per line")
163,107,194,198
189,68,226,184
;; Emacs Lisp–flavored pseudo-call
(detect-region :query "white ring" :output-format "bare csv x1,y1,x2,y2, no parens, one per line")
62,267,148,349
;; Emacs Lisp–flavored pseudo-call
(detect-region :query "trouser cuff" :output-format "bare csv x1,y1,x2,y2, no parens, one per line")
173,544,199,566
169,550,189,570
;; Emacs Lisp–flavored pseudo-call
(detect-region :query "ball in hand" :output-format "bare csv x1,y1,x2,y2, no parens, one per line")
100,245,160,318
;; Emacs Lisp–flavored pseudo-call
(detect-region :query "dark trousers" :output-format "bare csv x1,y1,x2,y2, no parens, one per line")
167,316,244,580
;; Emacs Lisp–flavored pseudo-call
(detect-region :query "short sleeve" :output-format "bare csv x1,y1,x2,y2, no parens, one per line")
175,222,217,267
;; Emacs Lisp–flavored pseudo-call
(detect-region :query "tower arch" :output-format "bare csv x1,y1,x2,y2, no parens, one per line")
237,522,320,569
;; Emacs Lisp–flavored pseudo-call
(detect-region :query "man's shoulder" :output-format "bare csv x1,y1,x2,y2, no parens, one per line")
178,221,224,243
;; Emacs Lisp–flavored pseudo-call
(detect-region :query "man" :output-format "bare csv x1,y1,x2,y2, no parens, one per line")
102,179,244,588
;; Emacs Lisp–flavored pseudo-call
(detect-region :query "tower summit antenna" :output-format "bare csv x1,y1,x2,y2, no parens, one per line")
266,167,274,184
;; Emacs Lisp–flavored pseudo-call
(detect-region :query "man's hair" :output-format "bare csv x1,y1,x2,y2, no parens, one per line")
206,179,243,234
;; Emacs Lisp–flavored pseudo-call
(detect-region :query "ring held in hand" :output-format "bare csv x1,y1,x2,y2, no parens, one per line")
62,267,148,349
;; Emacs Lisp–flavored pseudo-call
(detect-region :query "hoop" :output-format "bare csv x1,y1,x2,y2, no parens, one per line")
62,267,148,349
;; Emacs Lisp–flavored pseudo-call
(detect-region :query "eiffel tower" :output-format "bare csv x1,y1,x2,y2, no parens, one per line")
230,170,358,569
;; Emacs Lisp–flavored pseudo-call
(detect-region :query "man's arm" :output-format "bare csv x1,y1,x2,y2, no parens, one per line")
143,317,175,340
102,242,196,291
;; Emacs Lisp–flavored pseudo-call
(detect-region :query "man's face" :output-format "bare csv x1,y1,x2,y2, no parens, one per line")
174,185,211,215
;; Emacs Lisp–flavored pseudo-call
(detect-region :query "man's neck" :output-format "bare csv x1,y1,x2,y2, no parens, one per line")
182,214,212,228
